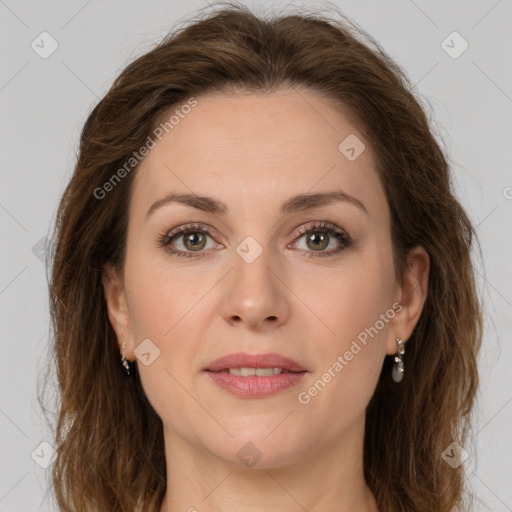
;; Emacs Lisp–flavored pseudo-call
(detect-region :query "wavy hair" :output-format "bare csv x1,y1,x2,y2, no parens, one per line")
40,3,482,511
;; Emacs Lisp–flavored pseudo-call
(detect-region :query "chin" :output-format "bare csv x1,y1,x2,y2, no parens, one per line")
208,430,307,470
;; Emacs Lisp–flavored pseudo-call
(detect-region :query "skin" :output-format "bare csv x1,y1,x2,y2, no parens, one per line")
103,87,429,512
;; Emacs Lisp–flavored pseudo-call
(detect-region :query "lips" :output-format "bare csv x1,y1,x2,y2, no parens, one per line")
205,352,307,373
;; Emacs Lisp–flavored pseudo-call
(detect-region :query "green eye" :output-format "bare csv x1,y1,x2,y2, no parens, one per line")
159,221,352,259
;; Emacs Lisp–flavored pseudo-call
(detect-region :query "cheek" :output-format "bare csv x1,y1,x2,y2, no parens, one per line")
121,249,205,415
123,251,209,422
301,243,395,346
124,245,207,339
296,243,395,402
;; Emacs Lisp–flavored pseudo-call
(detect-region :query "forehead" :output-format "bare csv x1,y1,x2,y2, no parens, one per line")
131,88,387,220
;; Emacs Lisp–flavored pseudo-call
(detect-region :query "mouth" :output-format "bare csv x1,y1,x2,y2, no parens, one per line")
204,352,307,374
204,360,307,398
206,367,305,376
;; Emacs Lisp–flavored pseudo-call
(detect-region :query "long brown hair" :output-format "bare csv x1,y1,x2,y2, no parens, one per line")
40,2,482,511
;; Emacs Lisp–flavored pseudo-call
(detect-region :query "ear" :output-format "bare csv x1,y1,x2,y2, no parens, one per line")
102,264,135,360
386,245,430,355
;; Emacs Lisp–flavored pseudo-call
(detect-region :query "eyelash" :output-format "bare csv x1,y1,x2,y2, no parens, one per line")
157,221,353,259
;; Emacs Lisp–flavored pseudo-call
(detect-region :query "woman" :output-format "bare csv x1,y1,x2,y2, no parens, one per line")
44,3,482,511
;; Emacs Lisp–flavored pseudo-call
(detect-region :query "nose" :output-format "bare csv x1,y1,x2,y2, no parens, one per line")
220,244,291,331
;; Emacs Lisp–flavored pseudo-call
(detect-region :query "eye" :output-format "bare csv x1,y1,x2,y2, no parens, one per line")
158,223,221,259
158,221,353,259
290,221,353,258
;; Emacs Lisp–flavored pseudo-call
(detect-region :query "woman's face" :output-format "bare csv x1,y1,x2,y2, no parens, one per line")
104,87,427,468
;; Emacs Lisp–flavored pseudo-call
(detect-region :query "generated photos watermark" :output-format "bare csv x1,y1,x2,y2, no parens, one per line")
93,97,198,200
297,301,403,405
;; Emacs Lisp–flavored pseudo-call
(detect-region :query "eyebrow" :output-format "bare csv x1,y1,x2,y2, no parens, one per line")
146,189,368,220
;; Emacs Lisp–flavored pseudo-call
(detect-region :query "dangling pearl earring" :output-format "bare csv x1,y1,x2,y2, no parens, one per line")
392,337,405,383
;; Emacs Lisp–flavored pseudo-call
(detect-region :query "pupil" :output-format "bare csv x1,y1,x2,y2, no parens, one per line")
185,232,205,250
308,232,328,250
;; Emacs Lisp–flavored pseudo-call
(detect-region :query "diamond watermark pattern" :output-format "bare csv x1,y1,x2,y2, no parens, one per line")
236,236,263,264
237,442,263,467
134,338,161,367
31,236,53,263
441,31,469,59
338,134,366,161
31,31,59,59
441,441,468,469
31,441,57,469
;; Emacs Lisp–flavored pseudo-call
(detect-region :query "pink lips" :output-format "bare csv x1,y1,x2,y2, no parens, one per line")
204,352,307,398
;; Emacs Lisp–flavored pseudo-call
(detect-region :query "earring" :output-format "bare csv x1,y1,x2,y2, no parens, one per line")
120,342,135,376
392,337,405,383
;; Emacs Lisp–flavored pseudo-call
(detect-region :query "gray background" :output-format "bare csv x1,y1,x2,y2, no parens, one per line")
0,0,511,510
